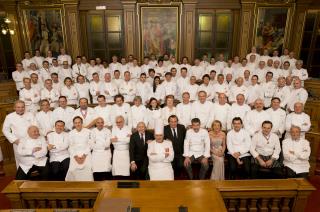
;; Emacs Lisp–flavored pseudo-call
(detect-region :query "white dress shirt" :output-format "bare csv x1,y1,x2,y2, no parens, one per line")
183,128,210,158
250,132,281,159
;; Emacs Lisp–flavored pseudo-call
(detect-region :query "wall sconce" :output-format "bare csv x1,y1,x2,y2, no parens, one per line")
1,17,14,35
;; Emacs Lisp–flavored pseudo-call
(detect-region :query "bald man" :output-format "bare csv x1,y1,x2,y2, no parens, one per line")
16,126,49,180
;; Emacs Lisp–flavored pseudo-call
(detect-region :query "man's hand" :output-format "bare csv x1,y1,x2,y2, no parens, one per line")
265,159,273,168
13,139,20,145
184,157,191,167
258,158,266,167
130,162,137,172
32,147,42,153
201,157,208,166
232,152,240,158
47,144,55,151
111,137,118,142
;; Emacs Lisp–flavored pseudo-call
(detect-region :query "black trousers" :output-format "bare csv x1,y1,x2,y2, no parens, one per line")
172,156,185,179
16,160,50,180
285,167,308,178
185,156,209,180
228,155,251,180
251,163,283,179
93,172,112,181
131,160,148,180
50,158,70,181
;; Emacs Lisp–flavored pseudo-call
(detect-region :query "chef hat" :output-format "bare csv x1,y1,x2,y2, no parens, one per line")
154,120,164,135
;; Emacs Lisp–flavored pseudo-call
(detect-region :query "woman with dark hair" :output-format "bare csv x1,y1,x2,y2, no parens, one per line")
147,97,162,130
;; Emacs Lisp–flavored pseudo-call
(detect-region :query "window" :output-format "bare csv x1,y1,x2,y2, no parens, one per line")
300,11,320,78
196,10,233,59
87,11,124,62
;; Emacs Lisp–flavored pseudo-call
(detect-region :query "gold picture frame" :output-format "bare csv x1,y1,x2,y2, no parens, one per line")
20,7,66,57
138,4,181,60
254,6,293,54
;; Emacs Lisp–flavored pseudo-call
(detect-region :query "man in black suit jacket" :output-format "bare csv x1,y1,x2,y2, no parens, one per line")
129,122,154,180
164,115,186,179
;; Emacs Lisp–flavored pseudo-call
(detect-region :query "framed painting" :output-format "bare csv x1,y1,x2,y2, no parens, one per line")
22,8,65,57
139,6,180,59
255,7,290,54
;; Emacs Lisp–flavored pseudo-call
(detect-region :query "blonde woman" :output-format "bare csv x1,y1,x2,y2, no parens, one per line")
209,120,226,180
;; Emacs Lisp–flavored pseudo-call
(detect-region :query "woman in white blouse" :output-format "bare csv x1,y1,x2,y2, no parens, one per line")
147,97,162,130
60,77,79,105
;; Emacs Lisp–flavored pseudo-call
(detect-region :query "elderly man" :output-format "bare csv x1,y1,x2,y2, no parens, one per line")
47,120,70,181
287,79,308,112
191,91,214,129
19,77,40,113
283,126,310,178
16,125,49,180
148,122,174,181
250,121,282,179
176,92,193,128
285,102,311,139
111,116,132,178
273,76,291,108
244,99,271,137
91,117,112,181
3,100,36,168
73,98,98,128
291,60,308,86
35,100,54,136
183,118,210,180
129,122,154,180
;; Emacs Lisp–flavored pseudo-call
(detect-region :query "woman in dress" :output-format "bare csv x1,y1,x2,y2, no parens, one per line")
147,97,162,130
209,120,226,180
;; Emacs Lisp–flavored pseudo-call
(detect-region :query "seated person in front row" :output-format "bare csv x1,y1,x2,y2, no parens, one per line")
227,117,251,180
148,122,174,181
282,125,310,178
250,121,282,179
16,125,49,180
183,118,210,180
47,120,70,181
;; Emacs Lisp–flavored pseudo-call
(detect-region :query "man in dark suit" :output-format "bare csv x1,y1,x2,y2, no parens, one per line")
129,122,154,180
164,115,186,179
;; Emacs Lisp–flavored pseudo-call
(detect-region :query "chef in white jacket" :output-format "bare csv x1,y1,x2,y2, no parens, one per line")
273,77,291,108
94,95,112,128
287,79,308,112
65,116,94,181
40,79,60,108
190,91,214,129
16,126,49,180
119,71,136,102
47,120,70,180
52,96,75,131
266,97,286,137
212,93,231,131
136,73,152,105
91,117,112,181
227,94,251,130
285,102,311,139
2,100,36,168
89,73,103,103
35,100,55,136
74,75,90,102
101,73,118,103
110,94,132,129
111,116,131,177
19,77,40,113
148,121,174,181
73,98,98,128
12,63,28,91
131,96,148,129
282,126,310,178
244,99,271,136
227,117,251,179
176,92,192,128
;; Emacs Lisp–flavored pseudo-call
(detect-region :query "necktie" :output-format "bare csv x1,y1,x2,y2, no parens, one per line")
173,128,177,140
140,133,144,145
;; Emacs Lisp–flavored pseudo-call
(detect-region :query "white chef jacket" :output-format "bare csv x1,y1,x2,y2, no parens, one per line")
22,58,36,71
183,128,210,158
287,88,308,111
191,100,214,128
131,105,148,128
94,105,112,127
128,65,142,81
184,84,199,101
244,109,271,136
273,86,291,108
72,63,87,80
58,68,73,82
60,86,79,105
229,85,248,102
282,138,310,174
212,103,231,131
119,80,136,102
285,112,311,139
52,106,75,131
44,57,55,66
66,128,93,181
73,107,98,127
190,65,205,80
40,88,60,108
86,66,101,81
52,81,63,94
91,127,112,172
12,70,28,90
109,62,122,74
17,136,48,174
261,81,276,107
19,88,40,113
148,140,174,181
246,84,264,105
57,54,72,66
227,128,251,158
176,102,192,127
198,84,215,101
101,81,118,103
74,82,90,101
35,110,55,136
47,131,70,162
89,81,103,103
50,65,61,75
266,107,286,137
158,80,177,101
147,108,162,130
227,103,251,130
136,81,152,104
110,103,132,129
161,106,177,126
250,132,281,159
38,68,51,82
